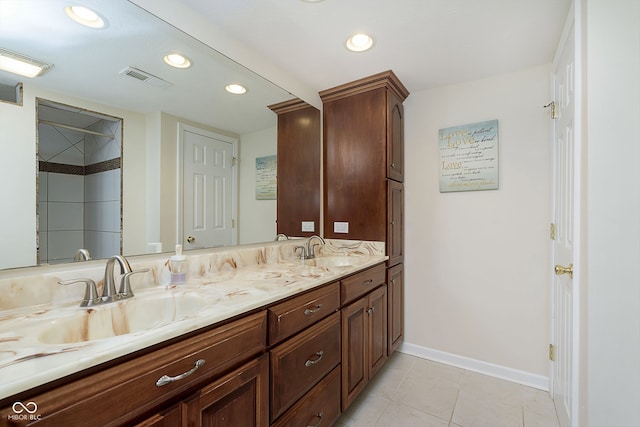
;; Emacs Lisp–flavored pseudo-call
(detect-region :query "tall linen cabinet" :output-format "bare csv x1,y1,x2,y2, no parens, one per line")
320,70,408,408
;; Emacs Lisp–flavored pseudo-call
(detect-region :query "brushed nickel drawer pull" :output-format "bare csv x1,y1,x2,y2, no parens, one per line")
363,279,374,286
307,412,323,427
156,359,205,387
304,304,323,315
304,351,324,367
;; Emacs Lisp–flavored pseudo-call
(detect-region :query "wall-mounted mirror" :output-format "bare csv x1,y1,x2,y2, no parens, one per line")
0,0,304,270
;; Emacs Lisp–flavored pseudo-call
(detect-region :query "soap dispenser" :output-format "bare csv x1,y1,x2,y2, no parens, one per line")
169,244,187,284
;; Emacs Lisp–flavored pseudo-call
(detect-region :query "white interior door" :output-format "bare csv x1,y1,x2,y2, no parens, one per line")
551,8,578,427
179,124,237,250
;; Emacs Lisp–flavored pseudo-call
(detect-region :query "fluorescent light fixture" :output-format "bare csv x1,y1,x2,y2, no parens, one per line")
346,33,374,52
64,5,106,29
225,84,247,95
0,48,53,78
163,53,191,69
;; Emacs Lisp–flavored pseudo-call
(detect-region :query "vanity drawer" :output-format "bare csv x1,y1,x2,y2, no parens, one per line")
341,263,386,305
271,365,341,427
2,311,267,427
268,281,340,345
270,311,341,421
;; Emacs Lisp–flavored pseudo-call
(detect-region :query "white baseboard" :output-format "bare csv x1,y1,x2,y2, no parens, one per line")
399,342,549,391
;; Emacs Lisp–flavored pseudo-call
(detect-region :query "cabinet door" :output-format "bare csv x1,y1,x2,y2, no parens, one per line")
387,180,404,266
185,354,269,427
387,92,404,182
341,296,369,410
387,263,404,354
133,404,185,427
368,285,388,379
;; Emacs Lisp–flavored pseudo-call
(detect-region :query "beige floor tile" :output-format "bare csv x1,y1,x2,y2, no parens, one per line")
374,401,450,427
452,389,524,427
391,374,460,420
335,353,560,427
459,370,524,408
339,393,390,427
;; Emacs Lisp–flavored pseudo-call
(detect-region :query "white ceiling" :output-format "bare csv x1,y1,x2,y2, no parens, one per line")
173,0,572,95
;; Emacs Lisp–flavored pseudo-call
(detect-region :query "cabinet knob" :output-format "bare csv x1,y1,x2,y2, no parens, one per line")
156,359,205,387
306,412,324,427
304,351,324,367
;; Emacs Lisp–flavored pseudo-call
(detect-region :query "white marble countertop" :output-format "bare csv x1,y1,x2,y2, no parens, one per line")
0,242,386,402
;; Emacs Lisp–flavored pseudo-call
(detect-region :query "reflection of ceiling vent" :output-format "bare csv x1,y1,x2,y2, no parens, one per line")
119,67,173,89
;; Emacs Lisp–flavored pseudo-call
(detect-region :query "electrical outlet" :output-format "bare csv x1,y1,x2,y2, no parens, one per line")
334,221,349,233
301,221,315,232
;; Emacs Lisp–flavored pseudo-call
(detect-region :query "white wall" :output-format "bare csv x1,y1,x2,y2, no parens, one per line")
404,64,552,382
238,126,278,244
0,84,147,268
585,0,640,424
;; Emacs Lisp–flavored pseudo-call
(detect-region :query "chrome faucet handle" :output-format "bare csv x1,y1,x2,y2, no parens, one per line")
58,278,100,307
72,248,91,261
103,255,132,303
274,233,289,241
306,235,326,258
294,245,307,260
118,269,149,299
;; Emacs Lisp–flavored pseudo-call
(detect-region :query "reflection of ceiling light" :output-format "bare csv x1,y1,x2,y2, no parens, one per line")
64,5,106,29
0,48,53,78
225,84,247,95
346,33,374,52
163,53,191,69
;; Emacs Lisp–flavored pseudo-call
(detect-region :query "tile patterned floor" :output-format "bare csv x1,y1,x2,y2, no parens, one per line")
335,352,561,427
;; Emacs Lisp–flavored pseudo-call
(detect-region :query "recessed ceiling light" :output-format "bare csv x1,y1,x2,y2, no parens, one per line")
0,48,53,78
64,5,106,29
225,84,247,95
163,53,191,69
346,33,374,52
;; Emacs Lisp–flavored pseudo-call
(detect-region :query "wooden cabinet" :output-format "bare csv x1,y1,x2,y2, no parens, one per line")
0,312,267,427
320,70,409,244
387,263,404,354
341,284,387,411
321,71,408,363
269,98,321,237
271,366,341,427
270,312,341,421
268,282,339,346
184,354,269,427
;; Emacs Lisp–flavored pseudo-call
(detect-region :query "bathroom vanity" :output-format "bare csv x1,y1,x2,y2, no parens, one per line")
0,240,391,426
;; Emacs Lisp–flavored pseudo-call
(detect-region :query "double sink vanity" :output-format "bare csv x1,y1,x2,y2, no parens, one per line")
0,239,391,426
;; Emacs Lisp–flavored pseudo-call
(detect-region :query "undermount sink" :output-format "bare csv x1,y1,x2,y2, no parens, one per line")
307,256,362,268
38,292,208,344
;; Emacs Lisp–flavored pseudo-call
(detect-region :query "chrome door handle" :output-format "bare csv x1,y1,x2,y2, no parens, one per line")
554,264,573,279
186,235,195,244
156,359,205,386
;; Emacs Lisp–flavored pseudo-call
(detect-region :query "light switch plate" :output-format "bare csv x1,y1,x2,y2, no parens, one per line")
334,221,349,233
301,221,315,232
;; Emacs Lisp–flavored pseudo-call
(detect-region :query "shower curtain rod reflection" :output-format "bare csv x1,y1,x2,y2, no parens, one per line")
38,119,115,139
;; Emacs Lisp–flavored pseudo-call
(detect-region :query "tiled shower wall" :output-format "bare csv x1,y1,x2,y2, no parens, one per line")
38,119,121,264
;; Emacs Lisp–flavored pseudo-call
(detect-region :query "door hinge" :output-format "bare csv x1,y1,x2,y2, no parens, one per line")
549,344,556,361
231,219,235,228
550,223,556,240
544,101,558,119
232,157,237,167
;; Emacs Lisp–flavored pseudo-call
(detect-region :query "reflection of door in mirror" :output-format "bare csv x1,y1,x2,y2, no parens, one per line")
178,123,238,250
37,99,122,264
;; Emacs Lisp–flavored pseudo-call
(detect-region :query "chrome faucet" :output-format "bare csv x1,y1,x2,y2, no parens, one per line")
102,255,132,303
306,235,325,259
59,255,148,307
274,233,289,241
73,248,91,261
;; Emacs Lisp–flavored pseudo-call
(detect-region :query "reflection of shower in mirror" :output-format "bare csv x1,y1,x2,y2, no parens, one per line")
37,99,122,264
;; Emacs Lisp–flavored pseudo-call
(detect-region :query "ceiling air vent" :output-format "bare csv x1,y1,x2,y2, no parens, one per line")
119,67,173,89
